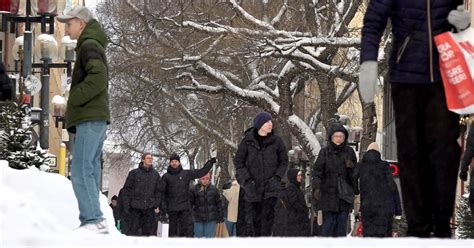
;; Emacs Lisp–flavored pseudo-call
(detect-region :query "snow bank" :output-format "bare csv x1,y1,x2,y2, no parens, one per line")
1,160,473,248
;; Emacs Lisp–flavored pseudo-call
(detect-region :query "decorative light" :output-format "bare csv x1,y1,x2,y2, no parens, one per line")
34,34,58,60
59,36,77,62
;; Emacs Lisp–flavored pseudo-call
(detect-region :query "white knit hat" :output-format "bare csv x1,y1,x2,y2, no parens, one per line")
367,142,380,152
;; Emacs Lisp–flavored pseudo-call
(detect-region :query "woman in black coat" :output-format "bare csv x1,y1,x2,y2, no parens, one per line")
311,123,357,237
357,142,401,237
273,168,310,236
190,173,223,238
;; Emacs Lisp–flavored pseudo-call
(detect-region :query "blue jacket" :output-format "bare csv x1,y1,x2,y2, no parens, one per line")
360,0,462,84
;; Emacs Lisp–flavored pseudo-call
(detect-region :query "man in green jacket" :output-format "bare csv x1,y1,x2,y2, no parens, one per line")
58,5,110,234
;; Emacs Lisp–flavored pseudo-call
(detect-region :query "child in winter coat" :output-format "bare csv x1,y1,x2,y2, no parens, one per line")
190,173,223,238
273,168,310,236
356,142,401,237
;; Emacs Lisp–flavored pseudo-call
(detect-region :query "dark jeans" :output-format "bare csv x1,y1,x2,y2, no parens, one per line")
322,211,349,237
392,83,460,238
245,197,277,236
168,210,193,237
128,208,157,236
470,170,474,215
361,211,393,237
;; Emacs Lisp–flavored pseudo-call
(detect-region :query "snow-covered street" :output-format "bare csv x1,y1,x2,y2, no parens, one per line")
1,161,472,248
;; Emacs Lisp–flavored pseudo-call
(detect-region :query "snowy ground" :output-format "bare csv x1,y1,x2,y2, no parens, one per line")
1,160,473,248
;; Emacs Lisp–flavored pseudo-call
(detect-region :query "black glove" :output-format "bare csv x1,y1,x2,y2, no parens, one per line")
345,160,355,168
209,157,217,164
460,170,468,181
273,175,281,182
217,217,224,223
222,180,232,190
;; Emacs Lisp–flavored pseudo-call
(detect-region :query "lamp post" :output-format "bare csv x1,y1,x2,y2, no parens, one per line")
5,1,74,149
31,34,74,148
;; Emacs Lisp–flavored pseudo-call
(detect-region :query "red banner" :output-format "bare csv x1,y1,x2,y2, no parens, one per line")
434,29,474,114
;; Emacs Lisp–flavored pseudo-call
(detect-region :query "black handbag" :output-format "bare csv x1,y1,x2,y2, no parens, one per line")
338,176,354,203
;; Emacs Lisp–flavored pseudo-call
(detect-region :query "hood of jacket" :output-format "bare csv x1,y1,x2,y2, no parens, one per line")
243,127,276,147
327,123,349,150
76,19,108,50
287,168,300,187
361,149,382,164
167,164,183,174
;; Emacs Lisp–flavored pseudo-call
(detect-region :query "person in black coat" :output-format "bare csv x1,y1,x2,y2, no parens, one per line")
359,0,469,238
235,112,288,237
356,142,402,237
0,62,13,101
122,153,161,236
460,124,474,215
109,195,121,228
190,173,223,237
159,153,216,237
115,188,131,235
236,185,250,237
312,123,357,237
273,168,310,237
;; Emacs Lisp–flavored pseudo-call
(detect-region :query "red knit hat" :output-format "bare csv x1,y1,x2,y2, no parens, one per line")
200,173,211,180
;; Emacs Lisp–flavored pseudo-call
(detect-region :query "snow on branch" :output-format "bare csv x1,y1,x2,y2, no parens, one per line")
288,114,321,159
248,73,279,88
270,0,288,26
139,75,237,150
229,0,275,31
195,60,281,113
176,72,225,94
182,21,311,38
273,37,360,48
183,34,226,62
265,48,357,80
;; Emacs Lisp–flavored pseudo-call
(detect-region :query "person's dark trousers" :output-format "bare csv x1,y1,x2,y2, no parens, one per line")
469,170,474,216
321,211,349,237
237,196,251,237
168,210,193,237
245,197,277,236
362,211,393,237
128,208,157,236
121,217,131,235
391,83,460,238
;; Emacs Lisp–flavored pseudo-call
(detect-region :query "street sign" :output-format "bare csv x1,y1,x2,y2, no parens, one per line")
44,156,57,168
24,75,42,96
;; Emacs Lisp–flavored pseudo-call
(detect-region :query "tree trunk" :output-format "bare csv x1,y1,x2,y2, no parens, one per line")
318,75,338,131
359,102,377,158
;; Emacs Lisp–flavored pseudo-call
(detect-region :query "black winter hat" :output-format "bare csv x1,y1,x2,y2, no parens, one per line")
169,153,180,162
253,112,272,131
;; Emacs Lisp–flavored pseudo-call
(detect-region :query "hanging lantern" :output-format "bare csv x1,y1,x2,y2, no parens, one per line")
33,0,58,15
0,0,20,14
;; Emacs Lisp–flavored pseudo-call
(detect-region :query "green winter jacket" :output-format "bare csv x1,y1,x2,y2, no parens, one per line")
66,19,110,132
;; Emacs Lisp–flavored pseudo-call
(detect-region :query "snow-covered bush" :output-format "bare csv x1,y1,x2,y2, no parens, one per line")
0,102,47,169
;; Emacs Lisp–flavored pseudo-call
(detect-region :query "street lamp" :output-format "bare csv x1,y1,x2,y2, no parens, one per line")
51,94,66,128
5,1,74,149
59,36,76,64
349,126,363,151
